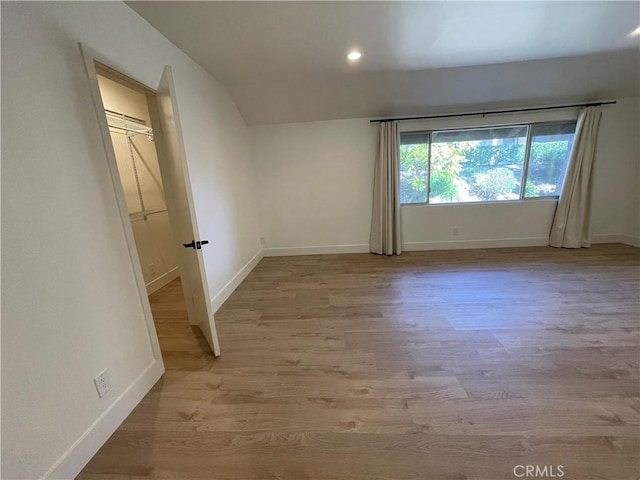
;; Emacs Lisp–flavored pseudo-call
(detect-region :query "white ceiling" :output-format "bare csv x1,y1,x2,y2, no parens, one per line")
128,1,640,124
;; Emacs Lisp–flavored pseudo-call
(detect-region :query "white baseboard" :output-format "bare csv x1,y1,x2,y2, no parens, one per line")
43,360,164,480
592,233,640,247
403,237,550,251
622,235,640,247
145,266,179,295
259,235,639,259
210,248,264,313
263,239,551,256
263,244,370,257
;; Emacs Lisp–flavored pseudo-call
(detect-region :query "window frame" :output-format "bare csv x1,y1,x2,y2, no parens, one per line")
399,119,577,206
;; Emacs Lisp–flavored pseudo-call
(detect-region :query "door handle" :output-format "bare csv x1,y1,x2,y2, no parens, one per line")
183,240,210,250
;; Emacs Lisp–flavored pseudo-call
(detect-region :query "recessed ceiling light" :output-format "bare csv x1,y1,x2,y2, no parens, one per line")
632,25,640,36
347,51,362,61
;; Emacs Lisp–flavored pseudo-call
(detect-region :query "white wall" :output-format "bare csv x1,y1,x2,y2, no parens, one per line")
591,97,640,244
252,98,640,254
1,2,261,479
97,74,180,293
252,119,378,254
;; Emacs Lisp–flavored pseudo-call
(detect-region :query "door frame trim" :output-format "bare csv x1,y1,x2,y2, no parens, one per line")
79,43,164,364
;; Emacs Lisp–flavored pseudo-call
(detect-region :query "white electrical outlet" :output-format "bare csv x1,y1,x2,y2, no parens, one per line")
149,263,156,275
452,227,460,236
94,369,112,398
260,237,266,246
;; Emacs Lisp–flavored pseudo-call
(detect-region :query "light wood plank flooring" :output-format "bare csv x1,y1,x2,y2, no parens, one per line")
78,244,640,480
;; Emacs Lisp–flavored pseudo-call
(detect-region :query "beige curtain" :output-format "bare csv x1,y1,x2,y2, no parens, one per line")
370,121,402,255
549,106,602,248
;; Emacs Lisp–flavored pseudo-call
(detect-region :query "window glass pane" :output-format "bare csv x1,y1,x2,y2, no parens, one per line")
525,122,576,198
399,133,429,204
401,132,431,145
430,126,528,203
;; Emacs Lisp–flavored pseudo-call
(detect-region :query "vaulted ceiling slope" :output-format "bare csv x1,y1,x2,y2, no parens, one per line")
128,1,640,125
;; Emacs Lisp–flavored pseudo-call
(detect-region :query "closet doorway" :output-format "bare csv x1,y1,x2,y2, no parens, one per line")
84,59,220,358
97,72,176,296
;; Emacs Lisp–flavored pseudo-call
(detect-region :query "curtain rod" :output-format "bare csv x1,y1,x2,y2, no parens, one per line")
369,101,617,124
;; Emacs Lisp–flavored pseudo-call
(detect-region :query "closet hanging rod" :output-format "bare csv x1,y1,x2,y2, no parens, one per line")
369,100,617,124
108,124,153,136
105,108,153,138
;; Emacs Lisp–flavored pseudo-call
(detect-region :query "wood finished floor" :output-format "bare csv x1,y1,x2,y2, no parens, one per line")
78,244,640,480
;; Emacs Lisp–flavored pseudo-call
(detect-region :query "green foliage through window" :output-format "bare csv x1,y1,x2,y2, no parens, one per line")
399,122,576,204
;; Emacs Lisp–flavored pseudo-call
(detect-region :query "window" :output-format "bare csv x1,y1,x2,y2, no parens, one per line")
399,121,576,204
525,123,576,198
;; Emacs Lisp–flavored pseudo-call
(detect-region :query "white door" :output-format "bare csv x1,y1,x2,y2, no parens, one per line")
151,66,220,356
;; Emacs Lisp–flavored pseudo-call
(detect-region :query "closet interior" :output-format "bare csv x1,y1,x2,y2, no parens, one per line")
97,74,179,294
